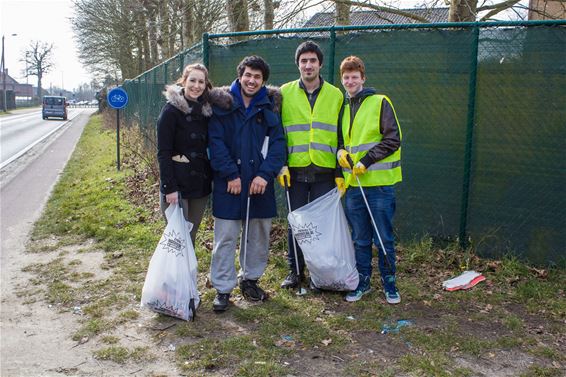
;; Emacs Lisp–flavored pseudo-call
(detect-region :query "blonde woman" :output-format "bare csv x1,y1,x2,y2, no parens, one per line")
157,63,229,244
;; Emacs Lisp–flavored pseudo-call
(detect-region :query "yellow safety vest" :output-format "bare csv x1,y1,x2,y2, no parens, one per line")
342,94,402,186
281,80,343,168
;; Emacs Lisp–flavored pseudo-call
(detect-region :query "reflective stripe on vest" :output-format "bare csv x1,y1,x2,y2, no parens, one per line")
288,142,337,154
281,80,343,168
343,160,401,173
342,94,402,187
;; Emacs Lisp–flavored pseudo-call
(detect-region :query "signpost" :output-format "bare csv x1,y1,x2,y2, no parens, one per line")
107,87,128,171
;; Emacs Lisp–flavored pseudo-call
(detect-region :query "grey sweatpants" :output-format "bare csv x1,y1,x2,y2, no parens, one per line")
210,217,272,294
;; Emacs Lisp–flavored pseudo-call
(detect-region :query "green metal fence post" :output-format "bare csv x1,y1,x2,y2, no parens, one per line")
202,33,209,68
164,62,168,85
328,27,336,84
137,77,143,130
459,25,480,249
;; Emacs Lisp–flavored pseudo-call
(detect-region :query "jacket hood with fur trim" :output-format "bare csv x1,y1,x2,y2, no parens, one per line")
163,85,233,117
209,85,282,114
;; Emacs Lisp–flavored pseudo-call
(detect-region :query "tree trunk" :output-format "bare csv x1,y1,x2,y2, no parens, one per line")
264,0,274,30
141,23,152,70
168,0,177,57
158,0,171,58
135,8,150,72
144,0,159,64
37,74,42,98
181,0,194,49
449,0,478,22
227,0,249,41
335,0,350,25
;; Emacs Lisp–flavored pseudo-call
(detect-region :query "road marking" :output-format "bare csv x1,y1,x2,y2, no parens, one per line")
0,111,82,170
0,110,42,125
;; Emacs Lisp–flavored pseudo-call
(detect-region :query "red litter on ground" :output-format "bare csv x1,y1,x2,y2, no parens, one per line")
442,271,486,291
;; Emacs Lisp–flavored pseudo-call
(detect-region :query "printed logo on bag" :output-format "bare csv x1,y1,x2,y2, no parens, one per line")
147,299,185,318
159,229,186,257
291,222,322,245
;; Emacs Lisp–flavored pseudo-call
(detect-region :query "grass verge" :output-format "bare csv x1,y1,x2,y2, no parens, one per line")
25,113,566,375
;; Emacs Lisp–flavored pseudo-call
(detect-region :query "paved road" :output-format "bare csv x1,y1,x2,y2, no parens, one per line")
1,108,86,167
0,109,96,375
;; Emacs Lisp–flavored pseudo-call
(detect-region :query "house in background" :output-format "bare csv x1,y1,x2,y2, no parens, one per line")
302,8,449,28
529,0,566,20
0,69,34,109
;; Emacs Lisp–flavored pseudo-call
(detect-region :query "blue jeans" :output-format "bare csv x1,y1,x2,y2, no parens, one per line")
345,185,396,279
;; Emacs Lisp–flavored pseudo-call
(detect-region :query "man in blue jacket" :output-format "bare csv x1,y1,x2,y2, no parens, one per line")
208,55,286,312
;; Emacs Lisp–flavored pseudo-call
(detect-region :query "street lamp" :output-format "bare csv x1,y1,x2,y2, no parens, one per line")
1,33,18,112
25,51,29,84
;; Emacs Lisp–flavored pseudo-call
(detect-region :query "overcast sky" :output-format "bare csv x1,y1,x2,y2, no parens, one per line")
1,0,528,92
1,0,92,91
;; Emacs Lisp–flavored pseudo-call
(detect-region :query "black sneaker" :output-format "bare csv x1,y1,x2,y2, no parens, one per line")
213,292,230,312
239,279,268,301
280,271,303,289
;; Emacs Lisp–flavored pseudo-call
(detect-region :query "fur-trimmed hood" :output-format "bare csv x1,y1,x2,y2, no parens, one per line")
163,85,232,117
207,84,282,114
267,85,282,114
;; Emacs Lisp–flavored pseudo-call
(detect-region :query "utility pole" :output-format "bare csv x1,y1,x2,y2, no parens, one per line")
25,52,29,84
2,35,6,112
1,33,18,112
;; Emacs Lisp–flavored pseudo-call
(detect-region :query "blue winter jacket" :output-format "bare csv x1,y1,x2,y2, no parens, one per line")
208,80,286,220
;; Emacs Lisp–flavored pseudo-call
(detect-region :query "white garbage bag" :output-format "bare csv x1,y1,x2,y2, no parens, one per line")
141,202,200,320
288,188,359,291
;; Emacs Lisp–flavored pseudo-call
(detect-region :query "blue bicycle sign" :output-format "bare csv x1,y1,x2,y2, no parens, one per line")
107,87,128,109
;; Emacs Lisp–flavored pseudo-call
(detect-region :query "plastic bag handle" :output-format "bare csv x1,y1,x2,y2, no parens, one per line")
346,154,354,169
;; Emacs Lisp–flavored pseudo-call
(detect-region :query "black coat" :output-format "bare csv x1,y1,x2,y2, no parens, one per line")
157,85,231,199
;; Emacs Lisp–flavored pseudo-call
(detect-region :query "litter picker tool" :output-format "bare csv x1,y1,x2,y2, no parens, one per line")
178,192,197,319
242,183,252,284
240,182,267,301
284,176,307,296
346,155,392,269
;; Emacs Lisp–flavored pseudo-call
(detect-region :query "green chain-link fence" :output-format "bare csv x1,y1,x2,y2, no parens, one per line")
122,20,566,266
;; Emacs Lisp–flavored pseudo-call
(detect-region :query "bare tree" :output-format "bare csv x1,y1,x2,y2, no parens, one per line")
157,0,172,58
180,0,225,47
314,0,561,24
21,41,55,98
72,0,138,80
477,0,523,21
227,0,250,39
143,0,160,65
273,0,332,28
181,0,195,48
335,0,350,25
332,0,430,22
264,0,275,29
448,0,555,22
449,0,478,21
133,5,152,72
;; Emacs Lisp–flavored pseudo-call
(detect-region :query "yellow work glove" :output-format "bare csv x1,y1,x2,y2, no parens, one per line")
335,177,346,197
337,149,353,169
353,162,367,177
277,166,291,188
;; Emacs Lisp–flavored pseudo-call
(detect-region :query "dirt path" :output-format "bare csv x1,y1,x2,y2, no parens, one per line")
0,111,168,376
1,111,182,376
0,112,97,375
